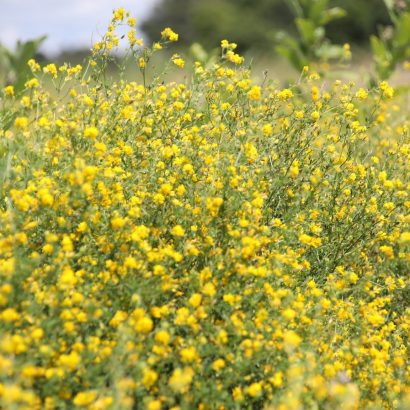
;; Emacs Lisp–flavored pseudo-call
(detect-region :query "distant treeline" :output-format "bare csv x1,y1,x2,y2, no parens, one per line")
141,0,395,50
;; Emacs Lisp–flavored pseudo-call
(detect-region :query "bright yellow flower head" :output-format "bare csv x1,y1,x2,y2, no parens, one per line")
161,27,179,42
84,126,99,139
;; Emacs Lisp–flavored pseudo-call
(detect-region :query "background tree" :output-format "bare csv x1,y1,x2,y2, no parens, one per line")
142,0,391,50
0,36,46,91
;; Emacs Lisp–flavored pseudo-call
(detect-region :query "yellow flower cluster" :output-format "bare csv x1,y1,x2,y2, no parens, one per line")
0,8,409,410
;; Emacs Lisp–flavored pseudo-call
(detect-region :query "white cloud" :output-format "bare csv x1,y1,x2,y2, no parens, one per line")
0,27,19,47
0,0,161,54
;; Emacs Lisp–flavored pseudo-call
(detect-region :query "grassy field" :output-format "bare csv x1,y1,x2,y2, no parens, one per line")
0,9,409,410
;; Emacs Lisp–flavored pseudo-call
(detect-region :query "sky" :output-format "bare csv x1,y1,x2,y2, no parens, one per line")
0,0,160,55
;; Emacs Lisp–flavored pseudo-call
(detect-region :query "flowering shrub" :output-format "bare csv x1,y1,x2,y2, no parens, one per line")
0,9,409,410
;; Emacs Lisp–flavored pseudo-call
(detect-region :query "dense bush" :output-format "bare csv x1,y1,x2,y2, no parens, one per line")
0,9,409,410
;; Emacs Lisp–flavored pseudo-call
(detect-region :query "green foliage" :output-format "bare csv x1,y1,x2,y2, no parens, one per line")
276,0,410,80
0,36,47,91
189,43,218,68
275,0,347,71
142,0,392,50
142,0,287,50
370,0,410,80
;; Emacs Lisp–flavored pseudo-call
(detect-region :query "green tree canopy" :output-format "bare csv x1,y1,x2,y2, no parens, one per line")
141,0,392,50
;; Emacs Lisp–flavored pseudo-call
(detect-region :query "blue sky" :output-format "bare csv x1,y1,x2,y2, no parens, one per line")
0,0,160,55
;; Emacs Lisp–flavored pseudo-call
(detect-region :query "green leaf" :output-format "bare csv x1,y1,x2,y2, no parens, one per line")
393,12,410,48
316,44,344,60
370,35,393,79
190,43,209,64
308,0,329,24
275,44,307,71
320,7,347,25
295,18,316,45
383,0,399,24
287,0,304,18
0,44,11,71
3,35,47,91
275,31,300,50
383,0,395,12
370,35,391,62
314,27,325,42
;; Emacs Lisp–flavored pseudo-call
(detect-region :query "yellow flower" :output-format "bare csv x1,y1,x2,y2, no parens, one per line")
283,330,302,348
180,346,198,363
356,88,368,100
160,183,173,195
380,245,394,258
146,400,162,410
73,391,97,407
262,124,273,136
189,293,202,307
127,17,137,27
58,351,81,371
277,88,293,100
247,382,262,397
299,233,322,248
248,86,261,101
169,367,194,393
225,50,244,64
271,372,283,387
134,317,154,334
113,7,125,21
43,63,58,78
25,78,39,89
31,328,44,340
1,308,20,322
59,266,77,287
202,282,216,297
38,188,54,206
233,386,244,402
399,232,410,243
42,243,54,254
171,225,185,237
155,330,170,345
109,311,128,328
212,359,225,371
111,215,126,229
221,39,237,50
84,126,99,139
143,368,158,388
139,57,146,69
343,43,352,59
282,308,296,321
161,27,179,42
367,312,384,326
379,81,394,98
311,111,320,121
4,85,14,96
27,58,40,72
14,117,29,129
290,161,299,179
172,54,185,68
